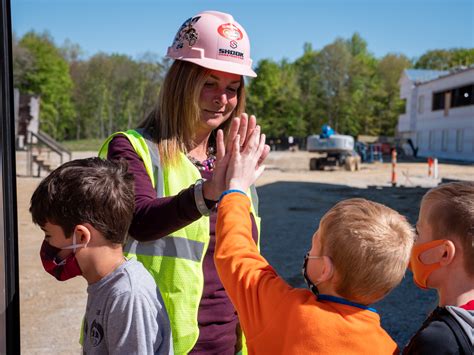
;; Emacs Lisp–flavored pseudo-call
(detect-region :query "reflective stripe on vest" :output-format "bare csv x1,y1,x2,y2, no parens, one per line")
99,129,260,354
124,235,204,262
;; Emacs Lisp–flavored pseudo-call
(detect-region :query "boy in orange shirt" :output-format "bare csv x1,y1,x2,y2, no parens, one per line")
404,182,474,354
213,126,414,354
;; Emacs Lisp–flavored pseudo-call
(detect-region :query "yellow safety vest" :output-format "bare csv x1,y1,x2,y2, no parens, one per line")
99,129,260,354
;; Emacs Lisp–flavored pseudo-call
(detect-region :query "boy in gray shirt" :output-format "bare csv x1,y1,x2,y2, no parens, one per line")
30,157,173,354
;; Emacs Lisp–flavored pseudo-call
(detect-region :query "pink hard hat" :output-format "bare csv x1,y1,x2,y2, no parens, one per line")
167,11,257,77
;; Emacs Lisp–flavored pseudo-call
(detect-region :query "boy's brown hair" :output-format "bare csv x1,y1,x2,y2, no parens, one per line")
421,181,474,276
319,198,414,304
30,157,135,244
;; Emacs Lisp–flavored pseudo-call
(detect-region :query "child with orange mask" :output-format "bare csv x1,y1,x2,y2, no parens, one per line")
405,182,474,354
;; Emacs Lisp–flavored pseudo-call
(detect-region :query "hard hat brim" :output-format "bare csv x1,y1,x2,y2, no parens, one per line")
170,56,257,78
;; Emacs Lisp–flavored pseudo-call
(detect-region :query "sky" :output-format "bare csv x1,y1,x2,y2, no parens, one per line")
11,0,474,65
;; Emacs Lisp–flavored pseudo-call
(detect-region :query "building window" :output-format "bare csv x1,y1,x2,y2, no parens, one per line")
401,98,407,114
451,84,474,108
442,129,448,152
418,95,424,114
432,91,445,111
456,129,464,152
429,130,435,150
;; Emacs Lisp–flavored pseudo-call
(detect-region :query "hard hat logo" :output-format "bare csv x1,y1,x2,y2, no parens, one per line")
172,16,201,50
217,23,243,41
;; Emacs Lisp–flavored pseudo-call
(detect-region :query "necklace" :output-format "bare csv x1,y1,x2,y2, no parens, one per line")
187,146,216,172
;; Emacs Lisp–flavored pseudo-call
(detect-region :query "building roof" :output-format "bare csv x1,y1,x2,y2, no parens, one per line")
404,69,450,84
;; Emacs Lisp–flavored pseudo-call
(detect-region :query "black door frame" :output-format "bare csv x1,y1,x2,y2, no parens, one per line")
0,0,21,353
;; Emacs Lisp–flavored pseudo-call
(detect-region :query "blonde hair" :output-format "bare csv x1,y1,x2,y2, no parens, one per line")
139,60,246,165
319,198,414,304
422,181,474,276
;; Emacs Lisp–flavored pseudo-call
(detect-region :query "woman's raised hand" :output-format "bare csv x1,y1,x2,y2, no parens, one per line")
203,113,269,201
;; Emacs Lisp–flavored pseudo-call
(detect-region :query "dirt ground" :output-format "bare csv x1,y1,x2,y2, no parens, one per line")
16,151,474,354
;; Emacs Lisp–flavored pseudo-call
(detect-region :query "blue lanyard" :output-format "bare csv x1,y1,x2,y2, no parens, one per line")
317,294,378,313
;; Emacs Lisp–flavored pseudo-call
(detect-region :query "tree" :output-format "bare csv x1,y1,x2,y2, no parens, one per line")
376,53,411,135
415,48,474,70
69,52,166,140
314,39,352,133
294,43,324,134
247,59,304,138
12,32,36,89
18,31,75,139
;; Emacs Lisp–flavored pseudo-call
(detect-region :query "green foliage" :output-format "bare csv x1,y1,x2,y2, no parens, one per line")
70,52,166,140
17,31,75,140
61,138,104,151
415,48,474,70
247,59,304,138
249,34,414,138
376,54,411,135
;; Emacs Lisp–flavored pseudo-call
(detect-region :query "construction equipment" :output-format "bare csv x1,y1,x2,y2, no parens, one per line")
307,125,361,171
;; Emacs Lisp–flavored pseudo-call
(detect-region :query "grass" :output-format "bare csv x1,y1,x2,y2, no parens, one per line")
61,138,104,152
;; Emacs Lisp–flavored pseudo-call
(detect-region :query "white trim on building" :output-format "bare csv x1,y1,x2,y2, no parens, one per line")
397,67,474,162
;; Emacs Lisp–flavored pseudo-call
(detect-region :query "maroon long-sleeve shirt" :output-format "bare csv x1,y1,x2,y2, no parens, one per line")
107,134,258,354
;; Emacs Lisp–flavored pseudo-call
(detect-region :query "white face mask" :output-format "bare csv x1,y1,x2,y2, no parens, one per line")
60,233,87,253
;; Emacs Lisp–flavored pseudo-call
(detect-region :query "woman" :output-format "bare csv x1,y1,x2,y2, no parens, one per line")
99,10,268,354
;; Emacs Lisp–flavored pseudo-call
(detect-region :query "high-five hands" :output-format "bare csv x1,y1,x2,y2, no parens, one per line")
203,113,270,200
216,120,269,193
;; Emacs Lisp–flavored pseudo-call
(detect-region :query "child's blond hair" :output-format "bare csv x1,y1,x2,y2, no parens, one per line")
319,198,414,304
421,181,474,276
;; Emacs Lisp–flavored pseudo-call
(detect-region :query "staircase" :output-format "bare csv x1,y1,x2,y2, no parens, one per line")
25,130,72,177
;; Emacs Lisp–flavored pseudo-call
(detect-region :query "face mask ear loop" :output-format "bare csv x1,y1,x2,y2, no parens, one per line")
72,233,77,253
61,232,87,252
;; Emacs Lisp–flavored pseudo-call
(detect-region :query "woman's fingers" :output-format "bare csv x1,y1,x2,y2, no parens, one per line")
241,114,256,148
257,133,266,157
242,125,261,155
237,113,248,147
226,117,240,152
258,144,271,167
216,129,225,161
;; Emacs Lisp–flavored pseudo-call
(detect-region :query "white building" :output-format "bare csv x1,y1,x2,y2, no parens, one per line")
397,67,474,162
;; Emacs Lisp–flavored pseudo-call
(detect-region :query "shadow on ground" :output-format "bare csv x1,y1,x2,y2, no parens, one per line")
257,181,437,349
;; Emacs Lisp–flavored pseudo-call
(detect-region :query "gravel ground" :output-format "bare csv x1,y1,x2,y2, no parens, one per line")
16,150,473,353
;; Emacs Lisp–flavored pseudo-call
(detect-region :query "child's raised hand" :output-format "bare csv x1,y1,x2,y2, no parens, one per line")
226,125,267,192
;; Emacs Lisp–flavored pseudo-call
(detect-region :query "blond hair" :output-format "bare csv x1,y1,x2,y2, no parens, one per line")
422,181,474,276
319,198,414,304
139,60,246,165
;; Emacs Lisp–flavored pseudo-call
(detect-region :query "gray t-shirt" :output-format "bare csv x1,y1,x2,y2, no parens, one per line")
82,258,173,354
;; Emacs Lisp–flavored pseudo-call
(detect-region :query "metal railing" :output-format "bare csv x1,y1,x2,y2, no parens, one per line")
26,130,72,176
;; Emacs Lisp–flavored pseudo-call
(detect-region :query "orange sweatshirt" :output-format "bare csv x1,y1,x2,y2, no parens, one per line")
215,193,399,355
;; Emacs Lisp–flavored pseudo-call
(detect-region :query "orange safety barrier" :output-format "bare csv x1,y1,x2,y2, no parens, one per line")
428,157,433,177
391,149,397,187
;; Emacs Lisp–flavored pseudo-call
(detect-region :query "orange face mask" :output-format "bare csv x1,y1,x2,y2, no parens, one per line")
410,239,447,289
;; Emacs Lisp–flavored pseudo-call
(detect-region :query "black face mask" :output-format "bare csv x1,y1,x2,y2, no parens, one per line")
302,252,320,296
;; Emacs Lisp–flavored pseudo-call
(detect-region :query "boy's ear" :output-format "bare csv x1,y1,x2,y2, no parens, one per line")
439,240,456,266
317,256,334,283
74,224,92,245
